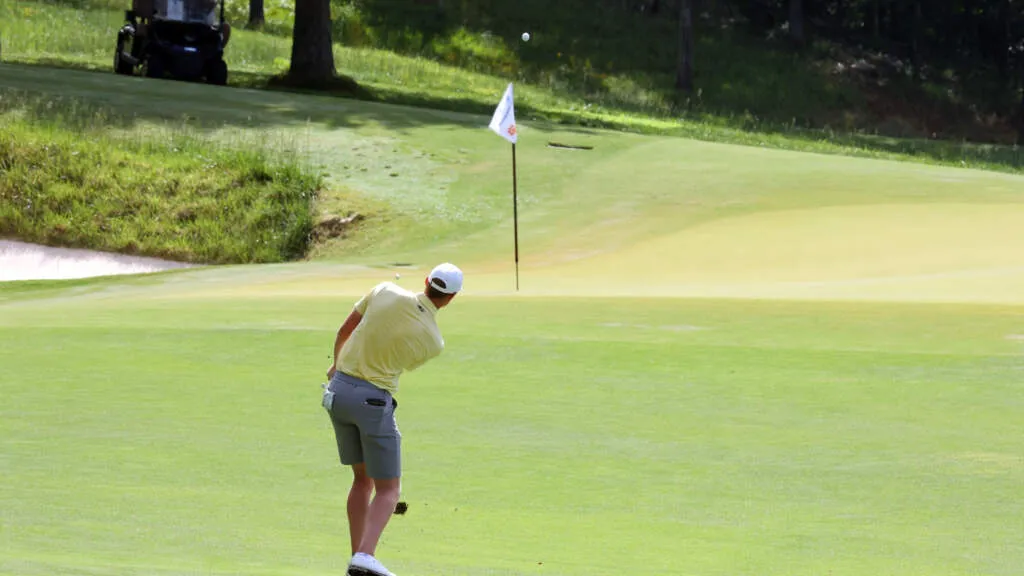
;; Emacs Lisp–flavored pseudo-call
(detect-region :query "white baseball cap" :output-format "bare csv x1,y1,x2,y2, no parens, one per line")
427,263,463,294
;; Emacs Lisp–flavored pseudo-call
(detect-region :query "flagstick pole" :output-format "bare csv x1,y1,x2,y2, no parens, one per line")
489,82,521,292
512,142,520,292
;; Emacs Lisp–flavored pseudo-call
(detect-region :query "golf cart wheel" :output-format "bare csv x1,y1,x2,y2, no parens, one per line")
114,46,134,75
206,59,228,86
114,26,135,75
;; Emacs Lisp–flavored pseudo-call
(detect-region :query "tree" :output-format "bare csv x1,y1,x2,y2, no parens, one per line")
997,0,1012,82
789,0,806,46
872,0,882,41
288,0,336,86
1018,89,1024,145
908,0,924,80
249,0,265,27
676,0,695,91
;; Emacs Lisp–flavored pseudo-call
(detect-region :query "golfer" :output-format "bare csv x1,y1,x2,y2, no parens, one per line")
322,263,463,576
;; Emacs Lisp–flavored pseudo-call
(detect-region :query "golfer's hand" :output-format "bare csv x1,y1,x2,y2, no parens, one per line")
326,364,337,380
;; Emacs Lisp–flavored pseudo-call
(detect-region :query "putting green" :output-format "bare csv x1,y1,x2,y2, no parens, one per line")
514,203,1024,302
131,202,1024,305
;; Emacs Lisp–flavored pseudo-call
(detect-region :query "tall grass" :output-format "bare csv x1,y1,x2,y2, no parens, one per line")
0,89,322,263
0,0,119,65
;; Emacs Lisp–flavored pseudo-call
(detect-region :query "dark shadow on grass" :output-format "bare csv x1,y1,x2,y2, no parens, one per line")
745,121,1024,171
0,61,461,132
0,60,605,136
234,68,604,136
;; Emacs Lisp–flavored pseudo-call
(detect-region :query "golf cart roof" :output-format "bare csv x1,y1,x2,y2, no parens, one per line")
149,0,219,23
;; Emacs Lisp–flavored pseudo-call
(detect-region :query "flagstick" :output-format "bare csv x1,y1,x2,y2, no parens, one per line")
488,82,521,292
512,143,520,292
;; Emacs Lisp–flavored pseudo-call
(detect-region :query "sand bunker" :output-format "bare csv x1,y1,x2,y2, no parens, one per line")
0,240,193,282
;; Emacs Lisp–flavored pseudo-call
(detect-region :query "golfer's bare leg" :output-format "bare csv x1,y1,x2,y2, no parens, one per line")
347,463,374,555
356,477,401,556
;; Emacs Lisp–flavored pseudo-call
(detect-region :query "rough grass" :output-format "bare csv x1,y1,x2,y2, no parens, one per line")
0,91,322,264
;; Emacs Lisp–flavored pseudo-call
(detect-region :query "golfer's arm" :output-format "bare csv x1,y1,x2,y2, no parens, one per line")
332,310,363,365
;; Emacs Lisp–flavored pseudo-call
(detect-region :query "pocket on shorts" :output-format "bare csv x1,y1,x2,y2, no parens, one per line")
360,397,397,437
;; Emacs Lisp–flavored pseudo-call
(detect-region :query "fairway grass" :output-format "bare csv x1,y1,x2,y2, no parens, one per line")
2,280,1023,576
3,47,1024,576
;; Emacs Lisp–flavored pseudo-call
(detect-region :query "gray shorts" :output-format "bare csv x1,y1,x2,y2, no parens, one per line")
323,372,401,479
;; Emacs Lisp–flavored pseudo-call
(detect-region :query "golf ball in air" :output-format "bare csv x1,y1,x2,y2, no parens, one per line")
395,273,401,280
522,32,531,42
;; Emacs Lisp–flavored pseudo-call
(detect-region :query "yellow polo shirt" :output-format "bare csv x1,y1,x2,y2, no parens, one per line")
338,282,445,394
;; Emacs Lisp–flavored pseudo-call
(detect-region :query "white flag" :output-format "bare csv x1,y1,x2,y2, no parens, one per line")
488,83,518,144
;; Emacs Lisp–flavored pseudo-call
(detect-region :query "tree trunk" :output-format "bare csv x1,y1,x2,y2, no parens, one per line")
910,0,923,81
789,0,805,47
961,0,974,60
872,0,880,41
288,0,335,86
248,0,265,27
675,0,694,92
832,0,845,39
997,0,1011,84
1017,42,1024,146
882,0,894,43
1017,83,1024,146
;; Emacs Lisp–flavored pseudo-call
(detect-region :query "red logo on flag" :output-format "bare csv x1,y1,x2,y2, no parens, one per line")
507,125,517,137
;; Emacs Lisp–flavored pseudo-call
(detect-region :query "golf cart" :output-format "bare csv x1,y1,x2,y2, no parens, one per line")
114,0,230,85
